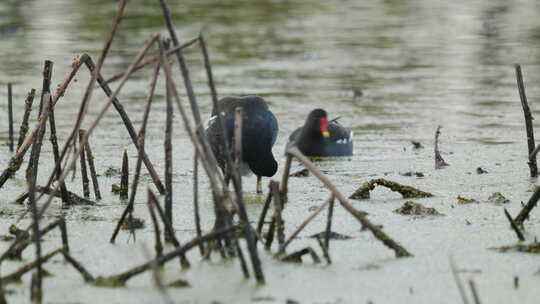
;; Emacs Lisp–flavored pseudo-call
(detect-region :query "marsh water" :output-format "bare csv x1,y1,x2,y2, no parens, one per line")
1,0,540,303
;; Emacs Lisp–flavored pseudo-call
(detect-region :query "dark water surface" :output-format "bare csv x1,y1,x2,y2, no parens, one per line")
1,0,540,303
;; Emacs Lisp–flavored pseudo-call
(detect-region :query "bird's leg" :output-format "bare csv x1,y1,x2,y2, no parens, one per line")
256,176,262,194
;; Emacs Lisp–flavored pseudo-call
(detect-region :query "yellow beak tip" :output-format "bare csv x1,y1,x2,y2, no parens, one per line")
322,131,330,138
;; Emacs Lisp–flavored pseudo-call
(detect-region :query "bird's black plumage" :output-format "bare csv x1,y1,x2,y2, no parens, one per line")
205,96,278,179
288,109,353,157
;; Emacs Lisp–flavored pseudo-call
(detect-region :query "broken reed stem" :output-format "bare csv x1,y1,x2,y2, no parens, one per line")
504,208,525,241
83,130,101,200
120,150,129,200
110,61,160,244
148,190,190,269
16,89,36,150
280,155,292,203
164,55,174,238
147,191,163,258
450,255,470,304
0,219,62,262
37,35,158,221
279,194,333,253
79,130,91,198
324,195,335,260
61,250,95,283
514,186,540,226
104,36,199,85
14,186,96,206
435,125,448,169
35,0,129,210
158,0,227,192
515,64,538,177
315,235,331,264
287,146,412,258
256,190,273,235
48,94,70,203
7,83,13,152
97,226,235,286
270,181,286,254
0,89,35,187
28,173,43,303
193,152,204,255
1,248,63,284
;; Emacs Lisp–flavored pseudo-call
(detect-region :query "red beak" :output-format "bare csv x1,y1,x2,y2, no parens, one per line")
319,117,329,138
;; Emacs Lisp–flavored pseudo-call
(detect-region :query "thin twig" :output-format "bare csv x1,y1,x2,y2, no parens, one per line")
279,195,333,253
515,64,538,177
514,186,540,226
83,130,101,200
79,130,91,198
7,83,13,152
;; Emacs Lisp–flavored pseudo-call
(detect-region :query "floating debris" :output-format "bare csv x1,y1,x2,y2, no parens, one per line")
457,195,480,205
487,192,510,204
120,217,145,230
104,167,121,177
349,178,433,200
411,141,423,149
166,279,190,288
290,168,309,177
393,201,443,216
492,242,540,254
399,171,424,178
476,167,488,174
111,183,122,195
309,231,352,240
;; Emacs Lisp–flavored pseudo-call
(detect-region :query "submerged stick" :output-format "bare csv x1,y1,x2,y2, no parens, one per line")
7,83,13,152
287,146,412,258
468,280,481,304
83,130,101,200
450,255,470,304
515,64,538,177
504,208,525,241
79,130,91,198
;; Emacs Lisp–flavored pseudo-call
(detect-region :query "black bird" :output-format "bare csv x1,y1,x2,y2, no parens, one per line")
205,96,278,193
288,109,353,157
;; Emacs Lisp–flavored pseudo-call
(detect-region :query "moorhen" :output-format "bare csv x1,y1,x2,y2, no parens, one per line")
205,96,278,193
287,109,353,157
